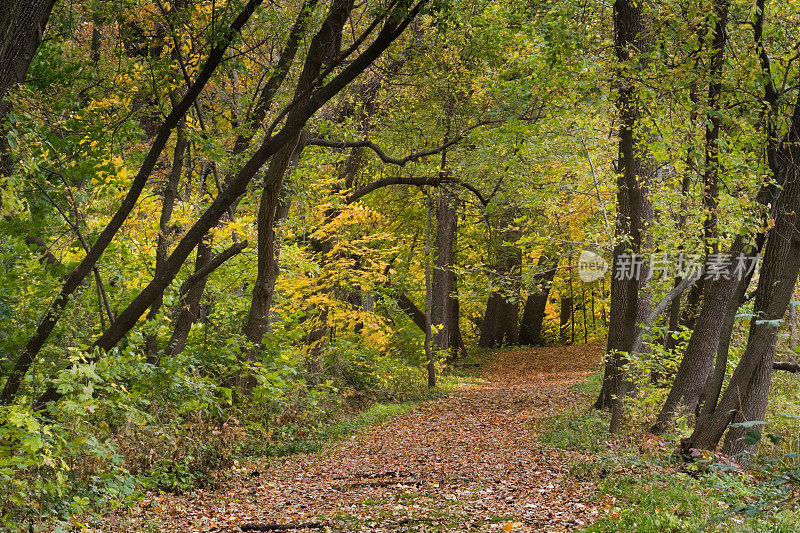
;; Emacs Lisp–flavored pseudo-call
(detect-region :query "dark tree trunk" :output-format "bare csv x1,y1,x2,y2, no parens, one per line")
650,244,752,433
595,0,655,410
684,122,800,456
0,0,56,101
145,120,188,363
520,253,558,346
431,188,457,351
241,134,305,372
697,259,756,417
165,234,213,357
161,1,319,358
396,292,427,331
478,221,522,349
559,296,573,345
448,283,467,361
701,0,727,257
0,0,57,178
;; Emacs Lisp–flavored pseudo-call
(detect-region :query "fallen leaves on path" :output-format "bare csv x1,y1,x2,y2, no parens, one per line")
121,342,603,532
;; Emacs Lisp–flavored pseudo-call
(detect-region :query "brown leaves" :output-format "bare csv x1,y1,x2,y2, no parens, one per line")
114,343,602,532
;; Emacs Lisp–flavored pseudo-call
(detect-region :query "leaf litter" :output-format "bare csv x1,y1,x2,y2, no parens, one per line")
116,342,603,532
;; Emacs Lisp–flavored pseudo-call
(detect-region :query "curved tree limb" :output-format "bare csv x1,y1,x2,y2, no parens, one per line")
345,175,487,206
306,119,502,167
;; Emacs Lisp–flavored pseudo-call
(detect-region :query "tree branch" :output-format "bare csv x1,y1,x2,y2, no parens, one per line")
307,119,502,166
345,175,487,206
773,361,800,373
180,240,248,296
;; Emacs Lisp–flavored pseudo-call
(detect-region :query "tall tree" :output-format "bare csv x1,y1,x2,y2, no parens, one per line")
596,0,655,412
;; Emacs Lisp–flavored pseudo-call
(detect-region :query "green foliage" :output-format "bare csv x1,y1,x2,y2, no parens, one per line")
539,409,608,453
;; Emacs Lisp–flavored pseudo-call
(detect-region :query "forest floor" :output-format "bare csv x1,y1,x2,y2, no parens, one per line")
123,342,603,532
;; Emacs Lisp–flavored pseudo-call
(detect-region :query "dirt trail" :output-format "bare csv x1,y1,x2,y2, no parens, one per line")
132,342,602,532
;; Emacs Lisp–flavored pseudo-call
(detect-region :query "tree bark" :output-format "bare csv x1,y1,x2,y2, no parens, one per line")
424,186,435,387
0,0,56,101
240,133,305,389
595,0,655,409
651,244,751,433
478,219,522,348
0,0,57,178
396,292,426,331
559,296,573,345
519,253,558,346
431,188,457,351
165,234,214,357
145,120,188,363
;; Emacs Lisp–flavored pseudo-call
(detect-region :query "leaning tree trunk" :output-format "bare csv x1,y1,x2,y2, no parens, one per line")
240,134,305,390
0,0,57,177
651,242,754,433
519,253,558,346
145,119,188,363
684,127,800,456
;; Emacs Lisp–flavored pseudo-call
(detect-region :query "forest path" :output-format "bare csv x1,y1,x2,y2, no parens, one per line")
138,342,602,532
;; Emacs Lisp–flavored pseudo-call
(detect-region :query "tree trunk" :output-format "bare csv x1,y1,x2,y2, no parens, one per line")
0,0,57,178
595,0,655,409
0,0,56,101
651,243,752,433
682,38,800,450
448,283,467,361
165,234,213,356
684,137,800,455
145,120,188,363
478,221,522,348
431,188,457,351
559,296,573,345
241,134,305,375
697,259,756,418
519,253,558,346
424,186,435,387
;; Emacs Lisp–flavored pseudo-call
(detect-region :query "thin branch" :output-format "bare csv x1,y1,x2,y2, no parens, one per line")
179,240,248,296
574,122,611,235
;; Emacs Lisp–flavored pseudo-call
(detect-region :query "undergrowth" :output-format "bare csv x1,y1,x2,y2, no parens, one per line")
539,371,800,532
0,337,480,531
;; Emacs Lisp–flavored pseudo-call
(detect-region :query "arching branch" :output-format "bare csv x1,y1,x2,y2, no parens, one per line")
307,119,502,166
344,175,487,206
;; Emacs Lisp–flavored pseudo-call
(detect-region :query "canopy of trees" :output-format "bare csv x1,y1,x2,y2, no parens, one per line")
1,0,800,528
